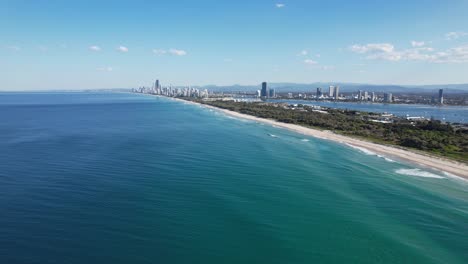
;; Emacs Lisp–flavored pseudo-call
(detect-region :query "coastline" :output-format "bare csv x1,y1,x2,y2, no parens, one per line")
163,96,468,180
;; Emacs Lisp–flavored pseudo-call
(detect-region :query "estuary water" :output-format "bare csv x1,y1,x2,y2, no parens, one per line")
268,99,468,123
0,92,467,264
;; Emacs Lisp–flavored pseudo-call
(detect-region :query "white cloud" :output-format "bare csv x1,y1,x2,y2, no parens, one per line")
304,59,318,64
300,50,308,56
411,41,425,47
445,31,468,40
97,66,113,72
321,65,334,70
169,48,187,56
315,54,321,58
117,46,129,52
5,45,20,51
89,45,101,51
152,48,187,56
152,49,167,55
276,3,285,8
431,45,468,63
350,43,395,54
350,42,468,63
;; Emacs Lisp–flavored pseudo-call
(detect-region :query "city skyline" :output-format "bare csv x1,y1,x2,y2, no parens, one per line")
1,0,468,90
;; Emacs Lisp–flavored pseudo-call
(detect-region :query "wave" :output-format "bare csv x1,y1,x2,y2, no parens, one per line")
268,134,278,138
395,169,445,179
442,171,468,183
346,144,376,155
346,144,397,163
301,139,310,142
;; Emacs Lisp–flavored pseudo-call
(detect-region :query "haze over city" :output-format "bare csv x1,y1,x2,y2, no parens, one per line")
1,0,468,90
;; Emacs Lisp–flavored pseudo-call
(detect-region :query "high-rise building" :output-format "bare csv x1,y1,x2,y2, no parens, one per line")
358,90,363,100
371,92,376,102
155,79,160,89
261,82,268,97
384,93,393,103
334,86,340,100
288,93,293,99
269,88,276,98
438,89,444,104
316,87,322,98
328,86,335,97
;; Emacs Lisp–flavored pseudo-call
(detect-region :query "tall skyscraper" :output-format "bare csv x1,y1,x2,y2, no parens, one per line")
269,88,275,98
384,93,393,103
316,87,322,98
261,82,268,97
438,89,444,104
334,86,340,100
155,79,160,89
328,86,335,97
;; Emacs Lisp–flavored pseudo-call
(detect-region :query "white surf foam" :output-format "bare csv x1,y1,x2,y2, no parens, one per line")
395,168,445,179
442,171,468,183
346,143,397,163
346,144,377,155
268,134,278,138
301,139,310,142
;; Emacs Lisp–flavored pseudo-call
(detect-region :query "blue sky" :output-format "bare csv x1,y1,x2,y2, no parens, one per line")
1,0,468,90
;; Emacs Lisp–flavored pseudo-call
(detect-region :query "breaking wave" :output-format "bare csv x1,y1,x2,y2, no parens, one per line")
395,169,445,179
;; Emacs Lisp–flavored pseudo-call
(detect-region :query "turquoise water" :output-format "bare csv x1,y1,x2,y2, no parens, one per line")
0,92,467,263
269,99,468,123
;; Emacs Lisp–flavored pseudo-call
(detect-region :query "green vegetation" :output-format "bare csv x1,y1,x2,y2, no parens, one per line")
195,100,468,162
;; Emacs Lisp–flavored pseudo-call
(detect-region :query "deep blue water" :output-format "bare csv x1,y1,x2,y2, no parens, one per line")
0,92,467,264
268,99,468,123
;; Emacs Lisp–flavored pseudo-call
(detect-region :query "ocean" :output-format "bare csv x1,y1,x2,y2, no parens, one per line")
268,99,468,124
0,92,467,264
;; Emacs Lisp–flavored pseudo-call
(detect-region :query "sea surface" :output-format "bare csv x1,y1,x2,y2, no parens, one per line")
269,99,468,124
0,92,467,264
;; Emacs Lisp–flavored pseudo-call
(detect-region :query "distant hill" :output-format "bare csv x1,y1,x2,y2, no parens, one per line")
197,83,468,94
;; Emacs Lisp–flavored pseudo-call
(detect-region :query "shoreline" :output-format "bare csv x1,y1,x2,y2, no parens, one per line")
162,96,468,180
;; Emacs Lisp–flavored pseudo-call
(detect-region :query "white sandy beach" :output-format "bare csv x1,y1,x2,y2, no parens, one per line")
167,96,468,180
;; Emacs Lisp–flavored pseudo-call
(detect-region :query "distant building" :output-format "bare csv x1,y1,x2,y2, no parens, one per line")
371,92,376,102
256,90,261,97
288,93,293,99
328,86,335,97
438,89,444,104
155,79,160,89
316,87,322,98
269,88,276,98
384,93,393,103
334,86,340,100
261,82,268,97
358,90,363,100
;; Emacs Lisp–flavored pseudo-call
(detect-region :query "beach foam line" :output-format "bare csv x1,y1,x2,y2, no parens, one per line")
442,171,468,183
346,143,398,163
346,143,377,156
395,168,445,179
301,139,310,142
